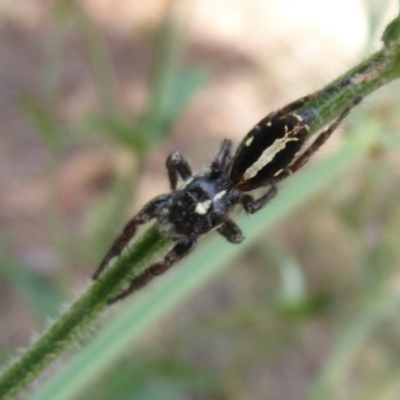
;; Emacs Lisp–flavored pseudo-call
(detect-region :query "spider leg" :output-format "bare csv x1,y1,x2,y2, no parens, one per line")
108,238,197,304
92,195,170,280
240,185,278,214
268,78,352,120
211,139,233,174
273,96,362,183
166,152,193,191
217,219,244,243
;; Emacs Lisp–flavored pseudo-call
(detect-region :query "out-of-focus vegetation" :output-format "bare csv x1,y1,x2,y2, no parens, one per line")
1,1,400,399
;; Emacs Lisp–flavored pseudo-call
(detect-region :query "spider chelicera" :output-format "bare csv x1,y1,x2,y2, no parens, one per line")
93,79,361,304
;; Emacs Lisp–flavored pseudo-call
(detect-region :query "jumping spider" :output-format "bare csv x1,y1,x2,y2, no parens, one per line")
93,79,361,304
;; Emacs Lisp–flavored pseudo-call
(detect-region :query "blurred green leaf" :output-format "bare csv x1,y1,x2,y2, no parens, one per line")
83,359,216,400
305,296,400,400
365,0,394,49
142,66,208,144
20,97,66,153
0,259,64,322
82,114,146,152
69,2,206,155
70,1,118,113
141,3,205,147
383,11,400,46
82,65,208,153
163,67,208,123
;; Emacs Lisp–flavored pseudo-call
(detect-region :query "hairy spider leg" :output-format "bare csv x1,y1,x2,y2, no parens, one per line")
240,185,279,214
211,139,233,174
94,151,195,280
92,195,169,280
274,96,362,182
166,152,193,190
217,218,244,243
212,140,247,243
108,238,197,304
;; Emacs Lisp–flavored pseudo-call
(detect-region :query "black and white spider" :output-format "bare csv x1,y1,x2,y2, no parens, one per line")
93,79,361,304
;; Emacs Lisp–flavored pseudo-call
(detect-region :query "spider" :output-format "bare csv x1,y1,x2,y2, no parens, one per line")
93,79,362,304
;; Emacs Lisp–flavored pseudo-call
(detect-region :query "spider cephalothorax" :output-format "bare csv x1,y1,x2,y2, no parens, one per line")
93,79,361,304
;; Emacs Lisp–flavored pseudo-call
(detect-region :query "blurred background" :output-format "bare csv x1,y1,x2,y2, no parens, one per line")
1,0,400,399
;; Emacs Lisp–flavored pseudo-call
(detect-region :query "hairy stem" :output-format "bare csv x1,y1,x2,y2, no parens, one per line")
307,17,400,133
0,225,168,400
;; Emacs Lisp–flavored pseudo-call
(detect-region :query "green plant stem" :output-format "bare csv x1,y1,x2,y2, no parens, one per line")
70,1,118,114
1,14,400,400
0,225,168,400
308,50,400,133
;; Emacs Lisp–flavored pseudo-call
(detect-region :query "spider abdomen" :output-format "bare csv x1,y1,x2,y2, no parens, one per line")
229,110,315,191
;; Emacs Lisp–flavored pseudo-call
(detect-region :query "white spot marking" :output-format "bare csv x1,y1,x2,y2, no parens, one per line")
274,169,283,177
254,124,261,131
195,200,212,215
292,114,303,122
214,190,227,201
170,152,181,162
245,137,254,147
266,121,272,127
284,125,288,133
243,132,299,181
